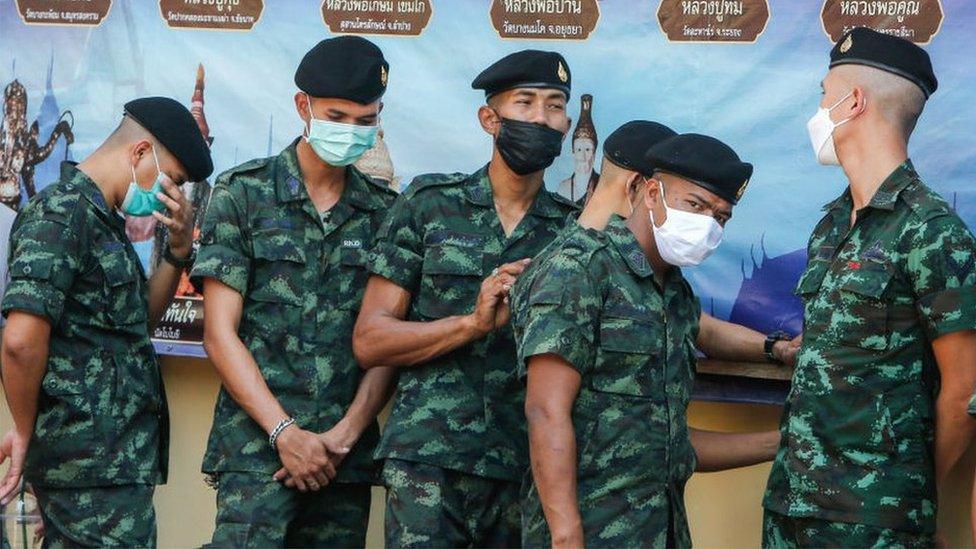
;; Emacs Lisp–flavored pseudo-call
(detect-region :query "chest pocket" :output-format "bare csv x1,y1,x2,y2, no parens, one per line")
831,265,894,351
250,230,307,306
414,230,484,320
95,244,147,326
336,244,368,311
796,258,831,299
592,305,663,398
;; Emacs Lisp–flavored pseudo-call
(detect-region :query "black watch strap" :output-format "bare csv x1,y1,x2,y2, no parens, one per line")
764,331,789,364
163,247,194,269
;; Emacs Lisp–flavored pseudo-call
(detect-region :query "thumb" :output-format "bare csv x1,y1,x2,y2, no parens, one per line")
321,437,350,455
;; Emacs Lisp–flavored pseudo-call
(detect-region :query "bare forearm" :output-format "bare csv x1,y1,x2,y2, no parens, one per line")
934,391,976,489
691,428,780,472
204,330,289,434
334,366,398,439
528,410,583,545
697,314,766,362
147,261,183,329
354,313,483,369
0,345,47,437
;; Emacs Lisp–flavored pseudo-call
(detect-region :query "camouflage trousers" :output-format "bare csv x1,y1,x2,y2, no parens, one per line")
33,484,156,548
762,510,934,549
381,459,521,548
207,472,370,548
521,480,689,549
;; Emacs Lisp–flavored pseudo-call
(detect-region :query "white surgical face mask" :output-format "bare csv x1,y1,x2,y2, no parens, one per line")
649,181,724,267
806,91,856,166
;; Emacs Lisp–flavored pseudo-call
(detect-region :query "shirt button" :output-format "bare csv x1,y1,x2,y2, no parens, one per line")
23,265,32,275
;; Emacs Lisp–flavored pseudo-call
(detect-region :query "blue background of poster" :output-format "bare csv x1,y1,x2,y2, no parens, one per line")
1,0,973,339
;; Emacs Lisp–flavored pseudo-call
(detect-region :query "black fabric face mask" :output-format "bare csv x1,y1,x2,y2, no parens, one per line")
495,117,565,176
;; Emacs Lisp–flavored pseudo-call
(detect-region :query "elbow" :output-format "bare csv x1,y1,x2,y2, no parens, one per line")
352,319,381,370
2,334,38,366
524,398,563,432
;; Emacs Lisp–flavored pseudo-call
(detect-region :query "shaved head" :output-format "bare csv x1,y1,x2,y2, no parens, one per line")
831,64,926,138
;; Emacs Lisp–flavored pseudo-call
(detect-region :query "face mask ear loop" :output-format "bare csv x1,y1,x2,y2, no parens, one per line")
303,93,317,139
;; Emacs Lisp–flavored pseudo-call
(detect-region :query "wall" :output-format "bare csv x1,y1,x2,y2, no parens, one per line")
2,356,974,548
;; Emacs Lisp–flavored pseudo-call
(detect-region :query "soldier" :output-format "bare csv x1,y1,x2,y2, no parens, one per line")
189,37,398,547
517,133,773,548
352,50,580,547
763,28,976,547
0,97,211,546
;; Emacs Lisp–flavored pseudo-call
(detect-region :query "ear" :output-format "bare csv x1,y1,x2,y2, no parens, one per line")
849,86,868,117
561,117,573,140
130,139,152,166
643,177,661,210
378,101,385,115
294,91,311,122
478,105,501,136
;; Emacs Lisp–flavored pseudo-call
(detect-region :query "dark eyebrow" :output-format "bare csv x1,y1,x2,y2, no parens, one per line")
687,192,713,207
543,90,567,102
513,89,539,99
326,108,350,118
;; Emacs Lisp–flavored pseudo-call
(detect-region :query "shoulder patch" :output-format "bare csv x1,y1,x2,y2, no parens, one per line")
402,172,468,198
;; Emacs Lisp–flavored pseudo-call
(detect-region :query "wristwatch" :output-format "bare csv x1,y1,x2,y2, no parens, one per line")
764,331,790,365
163,246,195,270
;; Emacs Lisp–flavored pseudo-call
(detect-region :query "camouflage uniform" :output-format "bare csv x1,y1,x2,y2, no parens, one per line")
366,164,578,547
763,161,976,544
1,162,167,547
190,140,396,547
513,215,701,549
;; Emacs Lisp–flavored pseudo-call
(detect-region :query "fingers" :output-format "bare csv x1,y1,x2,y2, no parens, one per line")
151,210,181,231
494,258,532,277
272,467,288,482
313,469,330,488
154,188,182,214
0,471,22,505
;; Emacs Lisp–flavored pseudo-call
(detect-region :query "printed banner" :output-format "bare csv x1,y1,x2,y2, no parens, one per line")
1,0,973,370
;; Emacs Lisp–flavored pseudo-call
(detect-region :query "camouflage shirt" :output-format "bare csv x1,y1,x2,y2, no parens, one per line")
513,215,701,548
366,164,578,481
764,161,976,533
190,141,397,483
2,162,167,488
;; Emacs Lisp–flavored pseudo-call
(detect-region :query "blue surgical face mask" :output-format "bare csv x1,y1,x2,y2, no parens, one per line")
121,146,166,217
303,93,379,167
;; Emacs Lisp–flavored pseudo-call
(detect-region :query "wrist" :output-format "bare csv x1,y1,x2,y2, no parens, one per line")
551,523,584,548
168,245,191,259
330,419,362,448
461,313,490,339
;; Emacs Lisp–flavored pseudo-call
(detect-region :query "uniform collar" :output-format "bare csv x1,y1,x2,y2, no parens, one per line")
604,214,655,279
64,161,112,216
463,163,565,219
274,138,383,211
822,159,918,213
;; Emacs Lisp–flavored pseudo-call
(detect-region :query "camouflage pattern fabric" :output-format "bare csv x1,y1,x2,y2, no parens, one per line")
969,391,976,417
34,484,156,548
366,163,578,482
190,139,397,484
206,473,370,548
381,459,521,548
508,215,583,318
512,215,701,549
764,161,976,534
1,161,167,488
762,509,932,549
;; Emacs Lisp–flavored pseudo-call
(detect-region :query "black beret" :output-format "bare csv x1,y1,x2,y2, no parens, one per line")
830,27,937,98
295,36,389,103
645,133,752,205
603,121,677,177
472,50,571,99
124,97,213,182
